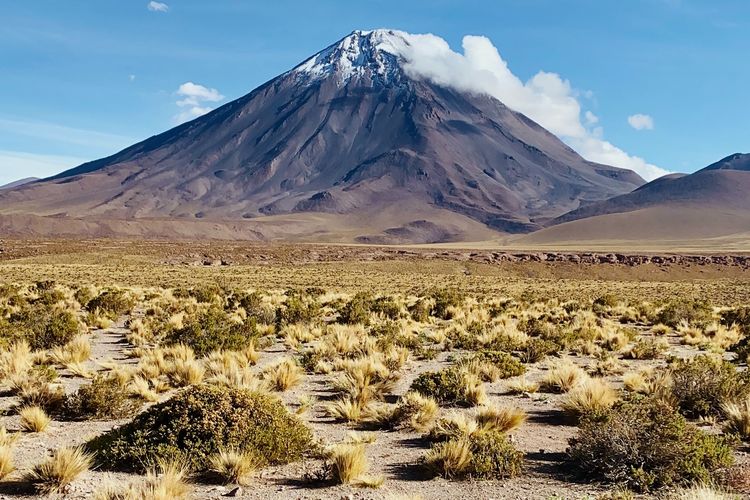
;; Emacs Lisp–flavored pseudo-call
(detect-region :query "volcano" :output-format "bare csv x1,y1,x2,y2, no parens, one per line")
0,29,644,242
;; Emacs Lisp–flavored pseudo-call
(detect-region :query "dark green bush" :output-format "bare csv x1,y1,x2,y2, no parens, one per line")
464,351,525,380
656,300,713,328
276,295,320,325
370,296,402,320
518,338,559,363
86,385,314,472
568,397,735,491
74,287,94,308
425,430,523,479
430,289,463,320
668,356,750,418
469,430,525,478
61,376,140,421
722,306,750,335
410,366,478,406
626,338,667,360
165,307,258,356
409,299,431,323
86,290,134,319
337,292,373,325
188,284,223,304
3,304,80,350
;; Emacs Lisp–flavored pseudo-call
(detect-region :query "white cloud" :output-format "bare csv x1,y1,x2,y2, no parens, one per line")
378,31,669,180
628,113,655,131
129,74,136,82
147,1,169,12
173,82,224,124
0,150,88,186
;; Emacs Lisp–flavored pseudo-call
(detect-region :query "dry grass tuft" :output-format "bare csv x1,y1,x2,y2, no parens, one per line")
209,448,261,486
562,378,618,419
0,445,15,480
387,392,438,432
19,405,51,433
669,484,738,500
26,446,93,494
475,406,527,433
542,358,588,393
424,439,472,479
330,443,368,484
138,459,192,500
264,358,303,391
722,397,750,439
505,376,539,394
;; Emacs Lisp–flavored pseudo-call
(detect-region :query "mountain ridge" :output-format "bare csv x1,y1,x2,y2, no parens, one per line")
0,29,644,242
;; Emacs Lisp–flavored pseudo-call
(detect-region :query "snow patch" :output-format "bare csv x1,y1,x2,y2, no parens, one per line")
292,29,411,84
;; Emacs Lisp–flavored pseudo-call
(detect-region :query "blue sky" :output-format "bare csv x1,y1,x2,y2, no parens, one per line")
1,0,748,185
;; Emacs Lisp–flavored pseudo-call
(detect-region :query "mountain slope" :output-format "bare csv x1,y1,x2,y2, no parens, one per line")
519,153,750,245
0,29,644,241
0,177,39,190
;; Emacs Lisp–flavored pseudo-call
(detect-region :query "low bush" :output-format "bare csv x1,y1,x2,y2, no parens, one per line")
518,338,559,363
2,304,80,350
86,385,314,472
410,366,486,407
669,356,750,418
430,289,463,320
337,292,373,325
657,300,713,328
461,350,526,381
86,290,134,319
370,296,402,320
276,294,320,325
424,430,523,479
568,397,736,491
165,307,258,356
61,376,140,421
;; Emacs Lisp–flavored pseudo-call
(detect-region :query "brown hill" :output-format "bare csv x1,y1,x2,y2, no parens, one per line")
519,153,750,247
0,30,643,243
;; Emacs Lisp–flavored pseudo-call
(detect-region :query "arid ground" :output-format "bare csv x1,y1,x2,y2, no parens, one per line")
0,239,748,499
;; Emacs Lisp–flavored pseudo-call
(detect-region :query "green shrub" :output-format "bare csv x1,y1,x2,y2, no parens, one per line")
469,430,525,478
61,376,140,421
86,290,134,319
722,306,750,335
593,294,620,309
568,397,735,491
430,289,463,320
669,356,750,418
188,284,223,304
73,287,95,308
518,338,559,363
337,292,372,325
166,307,257,356
656,300,713,328
463,351,525,380
276,295,320,325
410,366,483,406
409,299,431,323
86,385,313,472
626,338,668,360
370,296,401,320
3,304,80,350
424,430,523,479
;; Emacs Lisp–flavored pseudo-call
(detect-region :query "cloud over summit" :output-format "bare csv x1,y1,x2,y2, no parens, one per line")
383,31,668,180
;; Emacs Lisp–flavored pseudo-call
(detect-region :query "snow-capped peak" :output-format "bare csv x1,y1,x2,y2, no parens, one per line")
292,29,411,84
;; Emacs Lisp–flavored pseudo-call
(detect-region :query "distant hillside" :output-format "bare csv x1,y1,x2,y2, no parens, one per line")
520,153,750,245
0,177,38,191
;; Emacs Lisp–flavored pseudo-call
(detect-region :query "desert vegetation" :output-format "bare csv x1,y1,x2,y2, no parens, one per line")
0,250,748,498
